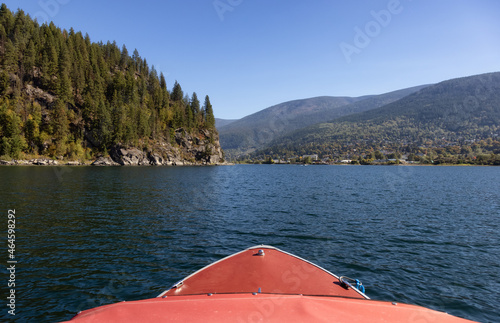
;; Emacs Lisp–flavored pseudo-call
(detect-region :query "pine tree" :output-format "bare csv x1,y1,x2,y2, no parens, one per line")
159,72,169,107
22,39,36,80
138,104,151,138
51,100,69,155
203,95,215,129
111,90,125,142
0,101,26,158
191,92,200,127
184,94,193,128
0,4,14,38
0,69,9,96
171,80,183,102
132,48,140,69
57,43,72,101
24,113,40,153
3,39,17,72
96,99,111,149
160,72,167,90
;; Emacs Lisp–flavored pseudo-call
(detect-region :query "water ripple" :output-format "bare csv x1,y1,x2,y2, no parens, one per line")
0,165,498,322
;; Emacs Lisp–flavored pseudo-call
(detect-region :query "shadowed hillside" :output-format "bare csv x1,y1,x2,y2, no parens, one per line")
254,72,500,165
219,85,428,158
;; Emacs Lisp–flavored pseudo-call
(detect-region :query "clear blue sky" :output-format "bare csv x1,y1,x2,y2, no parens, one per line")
3,0,500,119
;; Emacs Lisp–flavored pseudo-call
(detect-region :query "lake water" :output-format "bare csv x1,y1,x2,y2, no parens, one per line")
0,165,499,322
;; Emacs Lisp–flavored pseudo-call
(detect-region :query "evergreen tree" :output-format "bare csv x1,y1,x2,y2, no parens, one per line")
57,44,72,101
171,80,183,102
3,39,17,72
0,69,9,96
0,101,26,158
22,39,36,79
111,90,125,142
132,48,140,69
24,114,39,152
191,92,200,127
95,99,112,149
51,99,69,155
203,95,215,129
184,94,193,128
160,72,167,90
159,72,169,107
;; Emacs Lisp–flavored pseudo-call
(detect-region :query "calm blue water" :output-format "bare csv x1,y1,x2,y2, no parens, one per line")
0,165,499,322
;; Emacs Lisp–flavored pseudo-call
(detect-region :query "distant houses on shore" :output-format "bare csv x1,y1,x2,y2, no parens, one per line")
268,154,415,165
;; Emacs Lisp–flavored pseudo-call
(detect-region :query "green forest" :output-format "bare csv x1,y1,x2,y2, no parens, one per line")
0,4,216,160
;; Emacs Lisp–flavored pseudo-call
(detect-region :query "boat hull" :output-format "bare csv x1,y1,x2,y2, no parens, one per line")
66,294,475,323
62,245,476,322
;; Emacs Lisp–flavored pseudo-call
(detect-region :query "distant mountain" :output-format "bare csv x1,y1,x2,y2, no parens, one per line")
255,72,500,162
216,118,238,128
219,96,361,156
219,85,428,158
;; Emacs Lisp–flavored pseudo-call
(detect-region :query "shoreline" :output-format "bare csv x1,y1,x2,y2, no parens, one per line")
0,158,492,167
0,158,232,167
233,162,496,167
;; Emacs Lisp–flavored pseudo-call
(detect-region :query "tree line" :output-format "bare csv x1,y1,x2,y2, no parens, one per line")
248,138,500,165
0,4,216,160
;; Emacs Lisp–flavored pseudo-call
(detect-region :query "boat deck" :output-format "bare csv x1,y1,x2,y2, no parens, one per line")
159,245,366,299
63,245,476,322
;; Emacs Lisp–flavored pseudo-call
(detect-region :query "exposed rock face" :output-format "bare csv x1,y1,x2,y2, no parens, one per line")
0,129,225,167
104,128,225,166
24,84,55,105
148,153,164,166
174,128,224,165
31,158,59,165
65,161,82,166
0,159,87,166
91,157,120,166
110,146,150,166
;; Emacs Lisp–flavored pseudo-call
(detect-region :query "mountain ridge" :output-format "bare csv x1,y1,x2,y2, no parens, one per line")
253,72,500,164
219,85,429,158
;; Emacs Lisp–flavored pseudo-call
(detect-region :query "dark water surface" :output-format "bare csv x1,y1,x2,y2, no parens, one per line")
0,165,499,322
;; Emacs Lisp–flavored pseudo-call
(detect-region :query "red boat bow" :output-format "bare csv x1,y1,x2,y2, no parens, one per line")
63,245,477,322
159,245,367,299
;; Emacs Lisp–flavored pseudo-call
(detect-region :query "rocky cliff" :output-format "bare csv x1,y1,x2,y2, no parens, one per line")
92,128,225,166
1,127,225,166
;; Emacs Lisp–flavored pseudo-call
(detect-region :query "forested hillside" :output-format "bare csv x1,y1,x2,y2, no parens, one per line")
220,96,361,156
0,5,221,164
219,85,428,158
253,72,500,165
